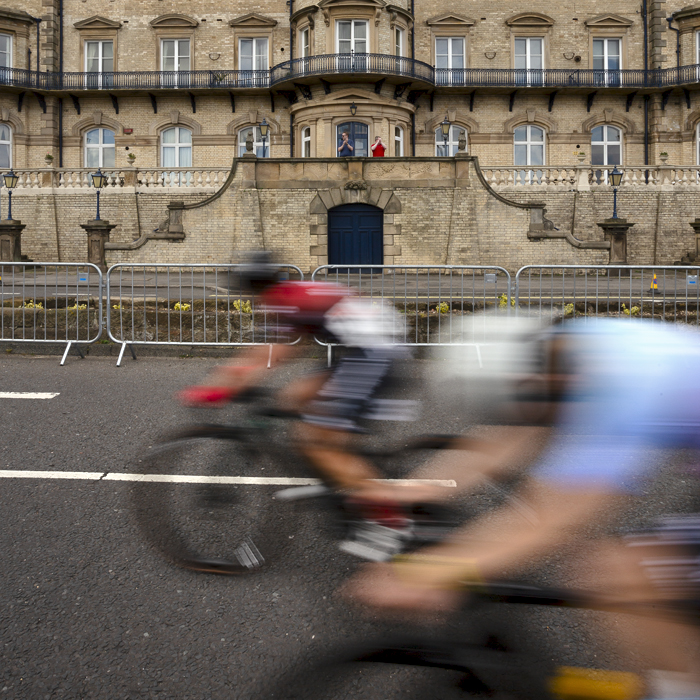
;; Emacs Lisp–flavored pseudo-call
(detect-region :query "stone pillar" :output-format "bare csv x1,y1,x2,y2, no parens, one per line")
689,218,700,260
0,219,26,267
80,219,117,272
597,218,635,266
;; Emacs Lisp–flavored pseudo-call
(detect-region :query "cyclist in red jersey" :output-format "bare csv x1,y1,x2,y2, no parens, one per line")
179,255,424,502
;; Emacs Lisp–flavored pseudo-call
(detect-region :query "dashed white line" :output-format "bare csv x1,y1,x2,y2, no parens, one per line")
0,392,60,400
0,470,456,487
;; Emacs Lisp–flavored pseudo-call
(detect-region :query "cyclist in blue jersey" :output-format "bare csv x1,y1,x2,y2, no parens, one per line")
345,320,700,699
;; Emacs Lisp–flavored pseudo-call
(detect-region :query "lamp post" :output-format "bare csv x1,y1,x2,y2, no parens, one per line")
3,170,18,220
440,115,451,155
259,118,269,158
91,169,106,220
609,166,623,219
350,102,357,117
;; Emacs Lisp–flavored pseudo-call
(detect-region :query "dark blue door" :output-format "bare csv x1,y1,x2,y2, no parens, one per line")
328,204,383,270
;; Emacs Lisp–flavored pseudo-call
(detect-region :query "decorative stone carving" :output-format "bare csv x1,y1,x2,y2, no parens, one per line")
209,52,221,60
484,51,496,59
563,52,575,60
245,131,254,152
345,180,367,190
457,130,467,152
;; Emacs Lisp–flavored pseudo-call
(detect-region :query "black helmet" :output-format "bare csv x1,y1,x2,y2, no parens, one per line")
238,251,280,293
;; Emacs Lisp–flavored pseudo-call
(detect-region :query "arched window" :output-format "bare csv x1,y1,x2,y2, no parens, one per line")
591,124,621,183
0,123,11,169
85,128,115,168
394,125,404,157
435,125,464,156
301,126,311,157
238,126,270,158
161,127,192,185
514,125,545,183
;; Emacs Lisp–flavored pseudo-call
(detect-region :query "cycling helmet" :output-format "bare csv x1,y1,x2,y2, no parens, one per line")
237,251,280,293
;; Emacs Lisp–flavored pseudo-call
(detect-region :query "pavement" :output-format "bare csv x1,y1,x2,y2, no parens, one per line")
0,354,698,698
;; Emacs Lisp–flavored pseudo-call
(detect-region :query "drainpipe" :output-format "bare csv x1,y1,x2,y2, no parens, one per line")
411,0,415,59
288,0,294,60
642,0,649,173
58,97,63,167
666,16,680,68
35,18,41,73
411,112,416,156
290,113,294,157
59,0,64,79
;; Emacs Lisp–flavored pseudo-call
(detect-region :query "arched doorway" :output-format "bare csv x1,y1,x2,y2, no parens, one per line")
328,203,383,269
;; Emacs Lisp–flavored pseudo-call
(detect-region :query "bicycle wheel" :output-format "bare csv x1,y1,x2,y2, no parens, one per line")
259,633,553,700
132,425,296,574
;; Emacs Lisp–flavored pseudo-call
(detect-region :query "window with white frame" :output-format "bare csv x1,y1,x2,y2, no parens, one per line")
514,37,543,85
394,125,404,156
161,127,192,186
301,126,311,157
593,38,621,86
85,128,115,168
0,34,11,69
591,124,622,183
435,125,463,156
238,126,270,157
435,37,465,86
300,27,310,58
0,124,11,168
85,41,113,88
395,28,404,57
161,39,190,72
239,38,269,71
337,20,367,53
514,124,545,183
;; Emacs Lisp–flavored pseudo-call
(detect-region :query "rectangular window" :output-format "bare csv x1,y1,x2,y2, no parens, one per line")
593,38,621,86
239,38,269,71
302,127,311,157
514,37,543,86
336,20,368,53
0,34,11,69
300,27,310,58
435,37,465,86
85,40,114,88
395,28,404,57
161,39,191,87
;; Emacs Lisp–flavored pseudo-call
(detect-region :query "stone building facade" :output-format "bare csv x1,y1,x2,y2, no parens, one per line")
2,0,700,270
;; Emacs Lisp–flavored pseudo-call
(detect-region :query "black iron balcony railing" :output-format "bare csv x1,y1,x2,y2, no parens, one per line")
270,52,434,84
1,58,700,92
0,66,270,90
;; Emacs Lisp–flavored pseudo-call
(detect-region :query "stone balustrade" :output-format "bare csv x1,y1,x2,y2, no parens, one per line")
9,168,231,191
481,165,700,190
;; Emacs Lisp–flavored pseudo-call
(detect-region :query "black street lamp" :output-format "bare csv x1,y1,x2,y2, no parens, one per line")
91,169,106,220
440,115,451,155
350,101,357,117
3,170,18,220
609,166,623,219
259,118,269,158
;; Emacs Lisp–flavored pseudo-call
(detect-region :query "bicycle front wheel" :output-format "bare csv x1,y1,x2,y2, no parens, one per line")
132,425,294,574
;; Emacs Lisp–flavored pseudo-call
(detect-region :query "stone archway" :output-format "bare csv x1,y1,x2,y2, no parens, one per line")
308,186,402,267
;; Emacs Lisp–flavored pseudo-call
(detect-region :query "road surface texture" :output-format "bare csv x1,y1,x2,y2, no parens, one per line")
0,352,697,698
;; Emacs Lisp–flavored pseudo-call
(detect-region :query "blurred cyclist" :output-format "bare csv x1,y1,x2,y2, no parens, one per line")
345,319,700,698
179,253,427,504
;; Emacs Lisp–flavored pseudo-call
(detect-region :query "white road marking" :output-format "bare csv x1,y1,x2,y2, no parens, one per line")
0,470,103,480
0,469,456,487
0,392,60,399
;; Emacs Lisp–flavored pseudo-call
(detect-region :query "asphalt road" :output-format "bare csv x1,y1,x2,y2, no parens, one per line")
0,353,697,698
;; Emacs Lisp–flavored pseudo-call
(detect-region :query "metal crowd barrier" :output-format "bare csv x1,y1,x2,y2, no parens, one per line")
105,264,305,365
0,262,103,364
311,265,512,363
514,265,700,324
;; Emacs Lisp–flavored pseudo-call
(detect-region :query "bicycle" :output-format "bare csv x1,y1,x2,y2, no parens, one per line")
130,387,534,576
255,579,698,699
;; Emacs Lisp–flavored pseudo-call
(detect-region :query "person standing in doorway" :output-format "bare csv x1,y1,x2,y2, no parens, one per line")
370,136,386,157
338,131,354,157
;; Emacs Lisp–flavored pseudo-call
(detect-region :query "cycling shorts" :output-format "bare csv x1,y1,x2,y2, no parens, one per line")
301,347,416,432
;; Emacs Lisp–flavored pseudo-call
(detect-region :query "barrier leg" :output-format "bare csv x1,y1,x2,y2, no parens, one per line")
117,343,137,367
327,344,332,368
267,344,273,369
475,344,483,369
60,341,83,366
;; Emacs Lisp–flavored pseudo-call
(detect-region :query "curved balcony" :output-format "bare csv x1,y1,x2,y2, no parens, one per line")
270,53,434,87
